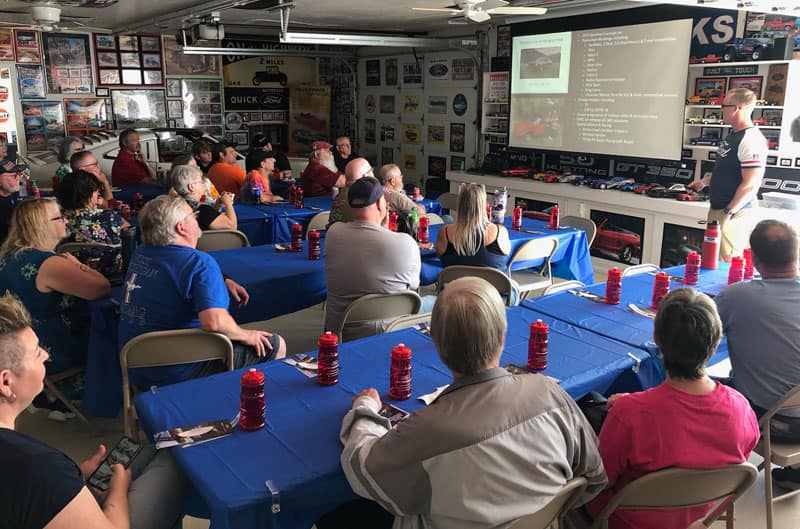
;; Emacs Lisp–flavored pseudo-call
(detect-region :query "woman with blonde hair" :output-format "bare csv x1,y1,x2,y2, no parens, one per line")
0,198,110,379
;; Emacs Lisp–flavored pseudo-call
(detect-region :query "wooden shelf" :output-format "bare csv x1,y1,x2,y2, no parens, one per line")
688,59,796,68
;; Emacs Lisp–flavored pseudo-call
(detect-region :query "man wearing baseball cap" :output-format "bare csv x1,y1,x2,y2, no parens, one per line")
300,140,344,197
324,176,420,340
250,133,292,179
240,150,282,204
0,158,25,244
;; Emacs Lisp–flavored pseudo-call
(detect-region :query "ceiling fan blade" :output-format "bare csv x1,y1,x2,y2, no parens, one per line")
69,20,113,31
411,7,462,13
487,6,547,15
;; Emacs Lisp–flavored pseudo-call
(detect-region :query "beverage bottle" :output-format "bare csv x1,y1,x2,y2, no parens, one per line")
651,272,670,309
18,175,28,198
308,229,321,260
512,206,523,231
31,180,40,198
120,226,137,274
527,319,549,371
51,174,60,191
331,186,339,201
408,207,419,240
317,331,339,385
389,343,412,400
295,187,304,209
134,193,144,212
549,204,560,230
491,187,507,224
388,212,399,232
701,220,720,270
418,215,429,243
240,368,265,431
252,187,262,205
290,223,303,252
684,252,700,285
728,256,745,285
288,183,297,204
605,267,622,305
412,186,420,199
121,204,132,221
743,248,754,280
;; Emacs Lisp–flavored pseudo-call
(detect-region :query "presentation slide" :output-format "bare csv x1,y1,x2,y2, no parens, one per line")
509,19,692,160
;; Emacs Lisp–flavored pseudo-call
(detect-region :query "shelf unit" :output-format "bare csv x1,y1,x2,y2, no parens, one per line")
481,72,510,146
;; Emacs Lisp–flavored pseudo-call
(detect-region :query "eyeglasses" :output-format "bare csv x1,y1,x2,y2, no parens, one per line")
79,161,99,168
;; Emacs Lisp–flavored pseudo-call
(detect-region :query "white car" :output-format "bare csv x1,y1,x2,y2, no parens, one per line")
22,128,244,186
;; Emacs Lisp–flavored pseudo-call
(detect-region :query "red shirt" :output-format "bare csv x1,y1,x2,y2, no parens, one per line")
300,161,340,197
111,149,150,187
586,382,759,529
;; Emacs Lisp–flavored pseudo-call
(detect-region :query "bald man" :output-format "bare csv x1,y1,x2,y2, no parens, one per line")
329,157,373,226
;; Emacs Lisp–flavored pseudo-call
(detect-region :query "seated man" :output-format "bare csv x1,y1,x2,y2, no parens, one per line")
172,164,237,230
250,133,292,180
193,141,214,174
376,163,425,218
300,140,344,197
119,195,286,388
324,177,420,339
333,135,358,173
0,158,24,244
111,129,157,187
70,150,113,203
716,220,800,488
207,142,246,195
587,288,759,529
240,150,282,204
340,276,607,529
328,157,372,225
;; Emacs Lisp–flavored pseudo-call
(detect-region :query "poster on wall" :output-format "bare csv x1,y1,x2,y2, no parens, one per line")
379,95,395,114
379,124,395,142
0,30,15,61
487,72,509,101
182,79,223,137
496,25,512,58
21,101,65,152
43,33,93,94
64,98,106,136
426,57,449,83
16,65,45,99
365,94,376,114
366,59,380,86
0,67,20,145
13,30,41,64
365,119,376,144
111,89,166,129
427,96,447,114
428,156,446,177
385,58,398,86
94,33,164,87
452,93,468,116
451,58,474,81
427,124,445,145
403,95,419,114
382,147,394,165
450,123,465,152
589,209,644,265
404,153,417,171
163,36,219,76
402,123,420,145
402,62,422,84
765,63,788,106
451,155,465,171
660,223,703,267
288,85,330,154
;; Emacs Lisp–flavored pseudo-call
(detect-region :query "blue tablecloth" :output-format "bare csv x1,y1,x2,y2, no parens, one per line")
420,217,593,286
135,310,651,529
112,184,167,205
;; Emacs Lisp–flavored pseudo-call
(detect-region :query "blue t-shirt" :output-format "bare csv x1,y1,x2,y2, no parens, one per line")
119,244,229,387
710,127,766,210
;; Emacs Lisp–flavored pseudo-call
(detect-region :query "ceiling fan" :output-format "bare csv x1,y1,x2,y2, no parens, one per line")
412,0,547,24
0,5,111,32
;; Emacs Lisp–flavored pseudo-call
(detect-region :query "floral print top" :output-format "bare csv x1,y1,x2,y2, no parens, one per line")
64,208,125,276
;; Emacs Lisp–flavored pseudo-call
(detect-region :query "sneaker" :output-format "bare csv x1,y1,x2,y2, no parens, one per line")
26,393,75,421
772,467,800,491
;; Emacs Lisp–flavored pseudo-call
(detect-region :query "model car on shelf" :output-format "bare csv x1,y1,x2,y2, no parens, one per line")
544,171,564,183
763,17,795,31
689,135,723,146
619,181,639,192
677,191,710,202
722,37,773,61
647,183,688,199
767,138,780,150
685,116,704,124
633,183,660,195
593,217,642,264
701,114,723,125
500,168,535,178
705,96,724,105
686,96,706,104
754,116,782,126
606,177,636,190
572,176,596,186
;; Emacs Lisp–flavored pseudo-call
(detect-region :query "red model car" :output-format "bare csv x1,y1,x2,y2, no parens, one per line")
501,168,534,178
697,54,722,63
767,138,780,150
592,217,642,264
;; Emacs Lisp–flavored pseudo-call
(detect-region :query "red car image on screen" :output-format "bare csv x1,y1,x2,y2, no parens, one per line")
592,217,642,264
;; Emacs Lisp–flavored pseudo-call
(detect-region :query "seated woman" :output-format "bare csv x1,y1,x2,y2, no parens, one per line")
56,170,129,276
0,293,187,529
55,136,83,180
0,198,110,377
586,288,759,529
172,164,237,230
168,153,218,203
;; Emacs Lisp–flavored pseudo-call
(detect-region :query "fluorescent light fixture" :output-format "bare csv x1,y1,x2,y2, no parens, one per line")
280,31,446,48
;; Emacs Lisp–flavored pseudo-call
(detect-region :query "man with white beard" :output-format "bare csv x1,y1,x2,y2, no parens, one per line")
300,141,345,197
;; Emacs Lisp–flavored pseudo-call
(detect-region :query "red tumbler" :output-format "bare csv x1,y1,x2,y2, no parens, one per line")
388,212,399,232
512,206,523,231
418,215,429,243
527,319,549,371
317,331,339,385
295,187,304,209
389,344,412,400
290,223,303,252
605,267,622,305
728,256,745,285
549,204,560,230
684,252,700,285
743,248,754,280
701,220,720,270
240,368,265,431
651,272,670,309
308,230,321,260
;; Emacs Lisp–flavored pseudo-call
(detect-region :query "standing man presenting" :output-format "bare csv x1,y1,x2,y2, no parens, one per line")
111,129,158,187
688,88,767,261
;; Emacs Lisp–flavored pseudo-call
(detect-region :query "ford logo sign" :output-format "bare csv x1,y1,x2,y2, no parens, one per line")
429,63,448,77
261,94,284,106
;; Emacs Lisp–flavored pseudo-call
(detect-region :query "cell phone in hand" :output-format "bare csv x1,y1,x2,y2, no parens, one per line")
87,436,143,491
378,403,410,427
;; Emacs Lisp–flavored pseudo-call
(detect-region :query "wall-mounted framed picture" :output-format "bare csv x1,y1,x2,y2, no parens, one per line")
21,100,64,152
727,76,763,98
64,98,107,136
694,77,726,98
167,100,182,119
0,29,15,61
111,89,166,129
16,64,45,99
95,34,116,50
42,33,93,94
166,78,181,97
96,87,110,97
13,29,41,64
162,35,220,76
94,33,164,87
118,35,138,51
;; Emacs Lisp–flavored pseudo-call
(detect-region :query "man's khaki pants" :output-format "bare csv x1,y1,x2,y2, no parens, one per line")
707,208,754,261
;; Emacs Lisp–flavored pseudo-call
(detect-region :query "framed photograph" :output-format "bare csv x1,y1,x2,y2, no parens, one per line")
118,35,138,51
262,112,273,121
21,101,64,151
140,36,160,52
96,87,109,97
0,29,15,61
13,29,41,64
700,127,722,138
143,70,162,85
94,34,116,50
99,69,120,85
120,52,140,68
232,132,248,145
166,78,181,97
16,64,45,98
162,35,219,76
121,69,141,84
97,51,118,67
142,53,161,69
167,100,182,119
727,76,763,98
111,89,166,128
64,98,107,136
694,77,726,98
43,33,93,94
708,151,717,160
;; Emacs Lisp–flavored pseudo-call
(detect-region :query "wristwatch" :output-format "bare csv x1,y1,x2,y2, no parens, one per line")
723,207,734,217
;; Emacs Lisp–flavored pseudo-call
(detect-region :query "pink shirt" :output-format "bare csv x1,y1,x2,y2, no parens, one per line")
586,382,759,529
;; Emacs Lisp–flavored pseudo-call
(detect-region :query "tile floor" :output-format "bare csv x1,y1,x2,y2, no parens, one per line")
16,263,800,528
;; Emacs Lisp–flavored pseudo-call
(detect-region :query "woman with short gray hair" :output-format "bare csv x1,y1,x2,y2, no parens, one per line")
170,164,236,231
56,136,84,179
